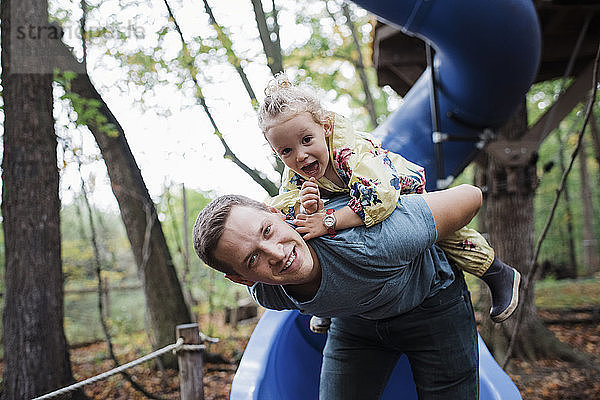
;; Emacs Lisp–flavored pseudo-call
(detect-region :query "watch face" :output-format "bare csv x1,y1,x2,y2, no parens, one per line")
323,214,335,228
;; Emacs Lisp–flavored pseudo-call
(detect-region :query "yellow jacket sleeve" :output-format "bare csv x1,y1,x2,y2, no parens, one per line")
269,162,308,220
341,138,401,227
330,115,426,227
266,189,301,220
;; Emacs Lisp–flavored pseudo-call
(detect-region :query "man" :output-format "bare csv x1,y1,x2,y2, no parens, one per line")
193,184,481,399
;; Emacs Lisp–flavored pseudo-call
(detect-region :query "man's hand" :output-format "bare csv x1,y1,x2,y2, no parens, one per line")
300,177,324,215
293,210,328,240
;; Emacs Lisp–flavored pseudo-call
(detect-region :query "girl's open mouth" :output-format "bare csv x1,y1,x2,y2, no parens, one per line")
301,161,320,176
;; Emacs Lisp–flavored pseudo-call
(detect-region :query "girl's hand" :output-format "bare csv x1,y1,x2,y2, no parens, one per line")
300,178,324,215
293,211,328,240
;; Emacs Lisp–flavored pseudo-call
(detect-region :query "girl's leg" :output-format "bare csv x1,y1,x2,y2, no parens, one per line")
440,227,521,322
481,257,521,322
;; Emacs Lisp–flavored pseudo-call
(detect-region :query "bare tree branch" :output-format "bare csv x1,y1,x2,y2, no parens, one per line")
251,0,283,75
339,1,378,128
163,0,279,195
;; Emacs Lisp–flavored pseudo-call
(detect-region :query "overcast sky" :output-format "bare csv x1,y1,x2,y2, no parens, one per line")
53,0,337,211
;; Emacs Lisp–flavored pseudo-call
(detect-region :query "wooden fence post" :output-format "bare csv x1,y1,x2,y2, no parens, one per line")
176,323,204,400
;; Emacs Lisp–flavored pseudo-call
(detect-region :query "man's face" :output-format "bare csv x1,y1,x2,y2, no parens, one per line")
215,205,319,287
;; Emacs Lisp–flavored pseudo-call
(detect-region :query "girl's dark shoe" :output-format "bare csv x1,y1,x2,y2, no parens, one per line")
481,258,521,323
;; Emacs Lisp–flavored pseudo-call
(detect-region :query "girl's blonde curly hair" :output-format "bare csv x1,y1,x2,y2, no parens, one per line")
257,73,331,135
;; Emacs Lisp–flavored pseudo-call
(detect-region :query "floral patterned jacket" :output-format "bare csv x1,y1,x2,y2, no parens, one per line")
268,113,426,227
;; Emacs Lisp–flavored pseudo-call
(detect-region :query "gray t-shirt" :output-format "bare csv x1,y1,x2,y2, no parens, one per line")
249,195,455,320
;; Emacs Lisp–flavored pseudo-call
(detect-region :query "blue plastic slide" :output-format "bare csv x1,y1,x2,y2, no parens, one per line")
354,0,541,189
230,0,540,398
230,310,522,399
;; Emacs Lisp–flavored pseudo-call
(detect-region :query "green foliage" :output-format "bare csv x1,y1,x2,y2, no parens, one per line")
63,240,95,281
467,274,600,311
37,187,247,345
526,79,565,126
54,70,119,137
0,215,4,296
285,0,397,131
528,84,600,271
157,186,249,310
61,197,136,284
535,277,600,309
64,287,146,343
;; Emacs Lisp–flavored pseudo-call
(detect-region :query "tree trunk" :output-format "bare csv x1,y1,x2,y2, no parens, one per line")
589,111,600,185
578,135,599,275
68,73,190,367
479,101,588,366
1,1,84,398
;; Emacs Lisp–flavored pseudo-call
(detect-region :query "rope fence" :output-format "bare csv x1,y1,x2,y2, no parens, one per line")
32,323,212,400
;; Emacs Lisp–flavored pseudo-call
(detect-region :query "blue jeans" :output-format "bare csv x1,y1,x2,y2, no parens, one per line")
319,273,478,400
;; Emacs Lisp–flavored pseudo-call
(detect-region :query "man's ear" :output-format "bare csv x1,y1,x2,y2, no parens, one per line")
267,205,285,219
225,273,256,287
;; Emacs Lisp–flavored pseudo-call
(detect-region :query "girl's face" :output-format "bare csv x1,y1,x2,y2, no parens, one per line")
265,112,333,180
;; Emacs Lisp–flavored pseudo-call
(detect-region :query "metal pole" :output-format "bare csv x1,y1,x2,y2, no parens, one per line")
426,42,446,188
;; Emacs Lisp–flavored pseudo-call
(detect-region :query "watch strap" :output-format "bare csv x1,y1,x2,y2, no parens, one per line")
324,209,336,237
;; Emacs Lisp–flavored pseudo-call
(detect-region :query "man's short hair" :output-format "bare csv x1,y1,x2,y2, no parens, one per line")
193,194,270,274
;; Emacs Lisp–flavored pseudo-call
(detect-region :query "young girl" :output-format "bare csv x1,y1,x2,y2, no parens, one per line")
258,73,520,330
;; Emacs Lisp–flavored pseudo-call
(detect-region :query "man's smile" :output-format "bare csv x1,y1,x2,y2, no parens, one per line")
281,247,297,273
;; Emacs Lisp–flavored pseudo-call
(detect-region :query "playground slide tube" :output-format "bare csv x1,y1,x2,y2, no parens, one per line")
351,0,542,188
230,310,522,399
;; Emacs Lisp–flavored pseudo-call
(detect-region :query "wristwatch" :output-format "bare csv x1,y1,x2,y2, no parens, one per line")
323,209,337,237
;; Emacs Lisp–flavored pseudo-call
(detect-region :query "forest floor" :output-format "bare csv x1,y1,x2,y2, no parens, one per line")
508,316,600,399
60,310,600,400
4,277,599,399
